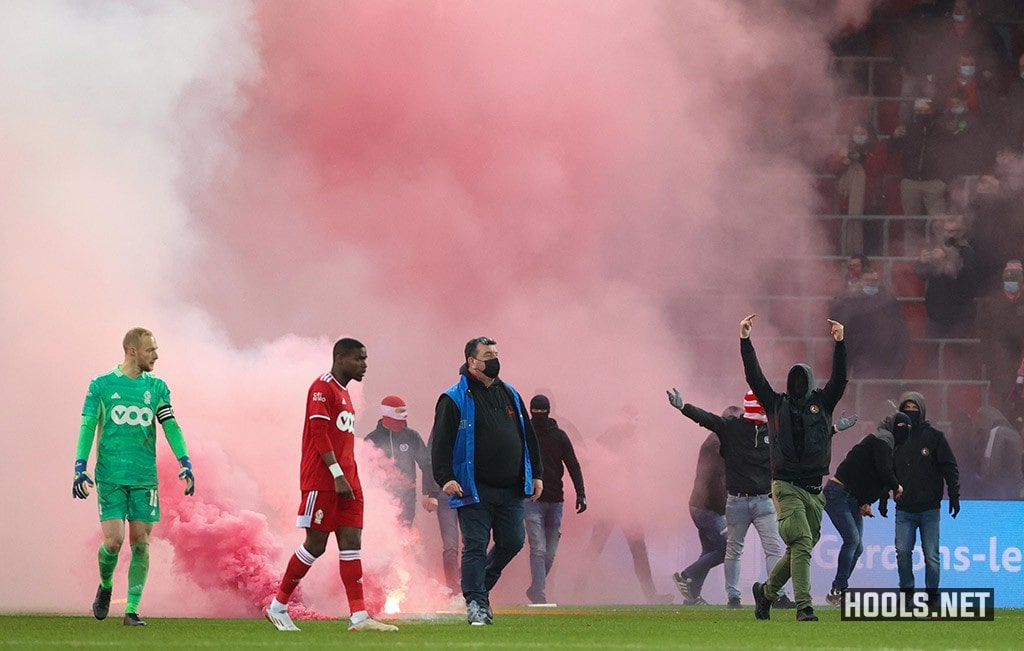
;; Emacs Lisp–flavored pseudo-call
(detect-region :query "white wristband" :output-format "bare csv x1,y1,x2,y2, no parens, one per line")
329,463,344,479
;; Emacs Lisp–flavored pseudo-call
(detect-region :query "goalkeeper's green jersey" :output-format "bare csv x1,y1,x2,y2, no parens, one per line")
80,366,179,487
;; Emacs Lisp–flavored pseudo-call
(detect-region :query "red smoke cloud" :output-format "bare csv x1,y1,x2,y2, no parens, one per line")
2,0,880,615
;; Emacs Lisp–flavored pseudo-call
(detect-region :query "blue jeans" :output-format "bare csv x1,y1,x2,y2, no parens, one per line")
457,484,525,607
895,508,941,591
681,506,726,597
724,494,784,600
823,480,863,591
524,501,563,600
437,496,461,592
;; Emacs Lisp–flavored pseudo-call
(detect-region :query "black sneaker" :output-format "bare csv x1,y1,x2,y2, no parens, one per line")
672,572,692,601
752,582,771,620
92,585,112,621
773,594,797,609
796,607,818,622
484,603,494,625
727,597,742,609
123,613,147,627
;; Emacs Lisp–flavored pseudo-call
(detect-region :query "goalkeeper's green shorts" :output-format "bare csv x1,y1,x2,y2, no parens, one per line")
97,483,160,523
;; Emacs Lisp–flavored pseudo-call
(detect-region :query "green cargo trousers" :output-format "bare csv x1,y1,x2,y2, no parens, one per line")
762,479,825,611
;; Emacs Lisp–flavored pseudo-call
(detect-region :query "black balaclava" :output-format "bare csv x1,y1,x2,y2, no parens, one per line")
530,394,551,430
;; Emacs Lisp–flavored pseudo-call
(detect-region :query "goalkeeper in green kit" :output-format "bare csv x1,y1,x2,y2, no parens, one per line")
72,327,195,626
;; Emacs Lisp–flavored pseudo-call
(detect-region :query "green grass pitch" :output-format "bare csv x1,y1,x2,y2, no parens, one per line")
1,606,1021,650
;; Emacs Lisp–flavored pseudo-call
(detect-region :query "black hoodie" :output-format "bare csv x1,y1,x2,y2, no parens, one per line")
834,428,900,505
531,415,585,504
681,403,771,495
741,338,848,485
890,391,961,513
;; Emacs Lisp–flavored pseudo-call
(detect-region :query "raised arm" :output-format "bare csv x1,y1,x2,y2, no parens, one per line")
821,319,848,411
739,314,776,409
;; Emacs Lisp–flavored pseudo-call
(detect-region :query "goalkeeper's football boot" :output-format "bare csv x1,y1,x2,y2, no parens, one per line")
92,585,112,621
123,613,147,626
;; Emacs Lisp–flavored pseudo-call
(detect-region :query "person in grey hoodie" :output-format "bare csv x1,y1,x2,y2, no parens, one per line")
884,391,960,604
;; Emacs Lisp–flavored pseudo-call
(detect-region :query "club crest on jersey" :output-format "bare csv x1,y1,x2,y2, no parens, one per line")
314,509,324,525
144,390,152,405
336,411,355,433
921,447,930,456
400,443,409,452
809,405,820,414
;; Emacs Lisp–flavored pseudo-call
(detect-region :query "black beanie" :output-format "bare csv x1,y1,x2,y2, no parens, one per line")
530,395,550,411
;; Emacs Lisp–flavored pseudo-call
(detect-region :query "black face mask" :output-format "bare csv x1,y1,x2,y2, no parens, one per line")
944,237,957,247
900,408,921,429
531,412,550,428
480,357,500,379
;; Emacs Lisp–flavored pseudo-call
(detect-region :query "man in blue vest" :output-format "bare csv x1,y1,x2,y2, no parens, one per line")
431,336,544,626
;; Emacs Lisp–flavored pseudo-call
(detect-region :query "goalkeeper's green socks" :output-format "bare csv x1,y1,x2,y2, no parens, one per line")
126,542,150,614
98,544,119,590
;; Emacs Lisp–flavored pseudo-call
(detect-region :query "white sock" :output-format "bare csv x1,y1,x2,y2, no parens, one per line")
350,610,368,624
269,598,288,613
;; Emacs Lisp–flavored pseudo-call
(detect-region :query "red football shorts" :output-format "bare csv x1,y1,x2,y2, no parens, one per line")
296,489,364,531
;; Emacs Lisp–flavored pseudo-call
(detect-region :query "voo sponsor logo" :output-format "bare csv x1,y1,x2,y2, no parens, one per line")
110,405,154,427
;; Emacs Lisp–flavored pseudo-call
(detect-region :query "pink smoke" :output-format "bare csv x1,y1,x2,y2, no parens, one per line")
2,0,885,614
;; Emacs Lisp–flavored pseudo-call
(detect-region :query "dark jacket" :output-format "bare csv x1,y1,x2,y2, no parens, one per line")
690,433,727,514
431,365,542,506
681,403,771,495
741,337,848,485
834,429,900,505
531,415,585,504
891,391,961,513
364,420,433,498
915,240,978,328
828,287,909,379
894,115,949,181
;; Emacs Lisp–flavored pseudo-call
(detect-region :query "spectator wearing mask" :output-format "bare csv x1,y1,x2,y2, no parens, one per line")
364,396,433,528
885,392,960,607
950,407,1024,499
914,216,979,338
667,389,796,610
827,123,891,254
892,96,950,217
977,261,1024,413
829,269,910,379
523,394,586,605
823,415,906,607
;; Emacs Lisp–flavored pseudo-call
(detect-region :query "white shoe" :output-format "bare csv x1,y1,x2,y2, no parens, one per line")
265,607,300,631
347,617,399,632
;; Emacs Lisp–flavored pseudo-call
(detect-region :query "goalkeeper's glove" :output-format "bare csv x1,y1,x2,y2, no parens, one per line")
73,459,94,499
178,456,195,496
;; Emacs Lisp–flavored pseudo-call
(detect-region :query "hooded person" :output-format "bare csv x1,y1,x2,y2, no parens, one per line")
363,395,432,527
823,413,907,607
522,394,586,605
738,313,848,622
886,391,960,605
668,388,796,609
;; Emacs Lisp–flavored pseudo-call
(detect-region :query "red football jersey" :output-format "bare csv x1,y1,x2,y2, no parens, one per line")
298,372,362,492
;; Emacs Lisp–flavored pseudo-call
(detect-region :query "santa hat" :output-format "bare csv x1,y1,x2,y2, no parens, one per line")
743,391,767,423
381,395,407,431
1003,260,1023,282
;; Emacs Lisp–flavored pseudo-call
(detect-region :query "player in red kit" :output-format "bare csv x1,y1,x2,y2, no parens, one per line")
265,338,398,633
